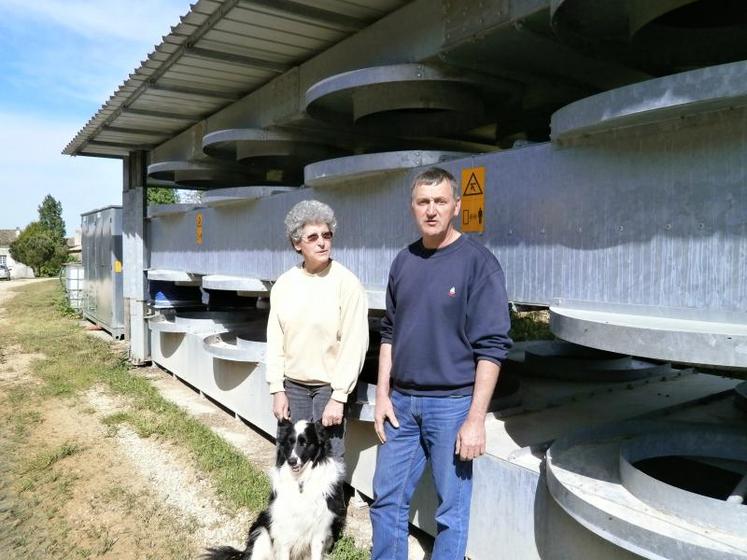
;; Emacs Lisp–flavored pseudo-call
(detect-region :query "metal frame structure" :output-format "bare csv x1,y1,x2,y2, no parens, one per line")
68,2,747,558
80,206,125,339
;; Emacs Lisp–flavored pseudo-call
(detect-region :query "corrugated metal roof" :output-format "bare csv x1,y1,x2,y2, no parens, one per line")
64,0,409,158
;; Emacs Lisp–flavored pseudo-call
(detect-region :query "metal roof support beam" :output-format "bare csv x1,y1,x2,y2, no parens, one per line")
66,0,243,155
121,108,198,121
88,140,157,150
147,84,241,102
238,0,368,31
122,151,150,364
184,46,290,74
103,125,171,137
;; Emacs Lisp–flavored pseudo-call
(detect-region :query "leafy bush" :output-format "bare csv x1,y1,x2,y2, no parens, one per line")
10,222,68,277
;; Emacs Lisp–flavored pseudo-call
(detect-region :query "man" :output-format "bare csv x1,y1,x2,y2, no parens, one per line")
370,167,512,560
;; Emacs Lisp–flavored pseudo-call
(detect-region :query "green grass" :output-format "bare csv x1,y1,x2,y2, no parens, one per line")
1,281,371,559
4,281,271,511
509,309,553,342
22,441,82,473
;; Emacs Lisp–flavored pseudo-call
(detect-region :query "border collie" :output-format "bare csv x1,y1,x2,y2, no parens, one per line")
204,419,346,560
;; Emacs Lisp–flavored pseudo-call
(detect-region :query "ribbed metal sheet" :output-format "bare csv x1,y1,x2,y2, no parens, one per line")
64,0,409,157
148,102,747,320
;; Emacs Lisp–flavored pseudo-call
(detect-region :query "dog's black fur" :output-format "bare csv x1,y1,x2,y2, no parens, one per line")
203,419,346,560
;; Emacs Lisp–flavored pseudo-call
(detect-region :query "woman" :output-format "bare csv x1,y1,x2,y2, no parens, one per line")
266,199,369,459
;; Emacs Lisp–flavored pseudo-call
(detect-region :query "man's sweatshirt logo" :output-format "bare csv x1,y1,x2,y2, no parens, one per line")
448,286,456,297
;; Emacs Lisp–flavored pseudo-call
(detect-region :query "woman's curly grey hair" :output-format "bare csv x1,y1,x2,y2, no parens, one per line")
284,199,337,248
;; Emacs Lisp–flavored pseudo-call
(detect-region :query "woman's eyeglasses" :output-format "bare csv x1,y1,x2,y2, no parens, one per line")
301,231,333,243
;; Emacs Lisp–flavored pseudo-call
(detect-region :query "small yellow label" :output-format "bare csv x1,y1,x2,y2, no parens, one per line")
460,167,485,233
113,260,122,273
196,212,204,245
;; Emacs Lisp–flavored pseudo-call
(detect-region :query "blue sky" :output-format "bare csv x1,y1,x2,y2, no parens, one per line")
0,0,188,235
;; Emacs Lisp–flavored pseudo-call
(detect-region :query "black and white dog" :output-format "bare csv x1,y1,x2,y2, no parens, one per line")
204,419,346,560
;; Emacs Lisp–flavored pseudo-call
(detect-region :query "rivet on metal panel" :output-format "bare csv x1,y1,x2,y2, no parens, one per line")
665,223,672,230
618,225,624,232
698,222,705,229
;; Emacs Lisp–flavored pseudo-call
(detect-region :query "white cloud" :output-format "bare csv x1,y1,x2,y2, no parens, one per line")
0,111,122,235
0,0,188,107
0,2,190,233
0,0,187,43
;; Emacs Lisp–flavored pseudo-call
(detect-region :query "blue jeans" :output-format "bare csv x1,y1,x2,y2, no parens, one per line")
283,379,346,460
370,390,473,560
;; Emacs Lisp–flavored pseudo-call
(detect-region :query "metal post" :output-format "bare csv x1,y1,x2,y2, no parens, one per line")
122,151,150,364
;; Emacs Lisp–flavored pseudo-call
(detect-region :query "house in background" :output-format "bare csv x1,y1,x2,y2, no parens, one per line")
0,228,35,279
66,228,82,262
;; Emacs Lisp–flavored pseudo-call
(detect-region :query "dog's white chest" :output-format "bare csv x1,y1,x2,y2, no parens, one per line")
268,460,342,555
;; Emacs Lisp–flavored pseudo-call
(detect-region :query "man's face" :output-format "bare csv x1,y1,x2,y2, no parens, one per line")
411,179,461,242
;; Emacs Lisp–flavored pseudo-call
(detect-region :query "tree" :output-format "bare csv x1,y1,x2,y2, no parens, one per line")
38,194,66,240
10,222,68,277
147,186,178,205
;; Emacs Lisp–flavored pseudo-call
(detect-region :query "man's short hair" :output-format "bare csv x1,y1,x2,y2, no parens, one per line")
410,167,460,200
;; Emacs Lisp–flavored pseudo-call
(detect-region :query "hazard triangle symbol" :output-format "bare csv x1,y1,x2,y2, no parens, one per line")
463,172,483,196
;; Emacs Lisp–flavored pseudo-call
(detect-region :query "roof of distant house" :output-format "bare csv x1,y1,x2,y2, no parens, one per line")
0,229,18,247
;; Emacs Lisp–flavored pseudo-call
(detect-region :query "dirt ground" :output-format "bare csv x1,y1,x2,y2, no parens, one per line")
0,280,248,559
0,280,432,559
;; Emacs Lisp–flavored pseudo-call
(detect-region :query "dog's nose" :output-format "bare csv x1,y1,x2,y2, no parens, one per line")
288,457,297,466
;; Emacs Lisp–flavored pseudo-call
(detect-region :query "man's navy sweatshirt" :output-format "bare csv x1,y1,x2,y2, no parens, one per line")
380,235,512,396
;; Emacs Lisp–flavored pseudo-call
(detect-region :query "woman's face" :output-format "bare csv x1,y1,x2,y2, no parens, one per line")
293,222,333,273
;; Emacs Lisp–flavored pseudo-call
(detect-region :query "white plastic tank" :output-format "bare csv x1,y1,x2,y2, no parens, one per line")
63,262,85,311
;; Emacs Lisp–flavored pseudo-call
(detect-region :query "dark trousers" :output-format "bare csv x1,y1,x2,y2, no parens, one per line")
283,379,346,460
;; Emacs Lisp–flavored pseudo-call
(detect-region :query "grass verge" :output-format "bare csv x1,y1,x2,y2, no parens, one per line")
509,308,553,342
1,280,369,559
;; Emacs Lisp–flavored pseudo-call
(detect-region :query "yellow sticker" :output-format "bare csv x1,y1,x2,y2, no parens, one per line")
195,212,204,245
460,167,485,233
113,260,122,273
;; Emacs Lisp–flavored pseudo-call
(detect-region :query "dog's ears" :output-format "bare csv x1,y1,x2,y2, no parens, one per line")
277,418,293,437
313,421,330,443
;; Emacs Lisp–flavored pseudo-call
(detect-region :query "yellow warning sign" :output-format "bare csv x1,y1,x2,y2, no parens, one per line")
195,212,204,245
461,167,485,233
113,260,122,273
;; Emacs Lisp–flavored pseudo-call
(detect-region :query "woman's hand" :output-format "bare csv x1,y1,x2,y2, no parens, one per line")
272,391,290,421
321,398,344,427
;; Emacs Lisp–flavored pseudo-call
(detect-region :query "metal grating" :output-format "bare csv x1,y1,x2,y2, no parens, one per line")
64,0,409,158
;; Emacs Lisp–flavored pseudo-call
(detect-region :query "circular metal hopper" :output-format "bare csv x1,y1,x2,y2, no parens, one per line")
202,322,267,363
546,421,747,559
147,160,280,188
202,128,350,183
304,150,471,188
203,128,348,162
201,275,269,294
508,340,674,382
549,305,747,370
304,64,518,136
551,0,747,74
148,310,255,334
201,186,296,206
551,60,747,143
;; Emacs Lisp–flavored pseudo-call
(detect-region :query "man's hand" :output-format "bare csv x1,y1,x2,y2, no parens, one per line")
455,416,486,461
322,399,345,427
272,391,290,421
374,394,399,443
